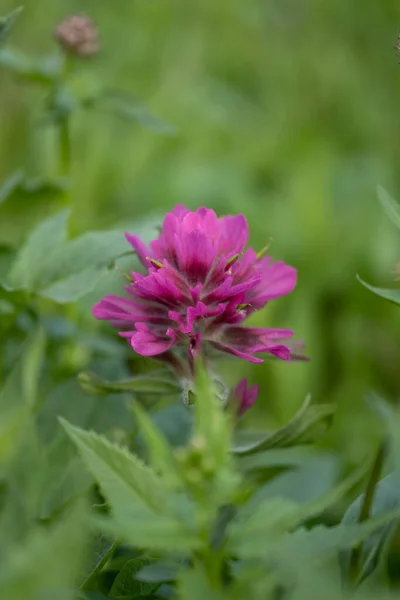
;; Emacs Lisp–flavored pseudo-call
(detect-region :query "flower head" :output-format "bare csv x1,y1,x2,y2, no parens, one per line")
93,206,298,364
54,14,99,57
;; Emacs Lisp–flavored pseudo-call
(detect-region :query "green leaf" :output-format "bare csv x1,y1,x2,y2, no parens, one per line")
0,170,24,205
0,503,88,600
339,473,400,586
7,209,133,301
79,594,109,600
0,327,46,410
136,562,178,583
80,534,116,591
253,452,339,505
39,265,108,303
39,432,92,519
232,395,335,455
230,466,365,559
227,496,302,558
8,209,70,290
377,185,400,230
78,371,181,397
0,48,61,83
132,404,180,484
85,89,176,134
356,275,400,306
0,298,14,314
273,505,400,573
178,568,229,600
0,330,45,468
0,403,29,467
61,420,198,551
37,377,135,444
109,557,158,598
236,447,322,472
149,404,193,448
0,7,23,46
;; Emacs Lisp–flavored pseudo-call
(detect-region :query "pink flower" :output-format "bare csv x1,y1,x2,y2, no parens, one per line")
93,206,298,364
230,379,259,417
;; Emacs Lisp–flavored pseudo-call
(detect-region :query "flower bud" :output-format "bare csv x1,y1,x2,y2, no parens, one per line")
54,14,99,57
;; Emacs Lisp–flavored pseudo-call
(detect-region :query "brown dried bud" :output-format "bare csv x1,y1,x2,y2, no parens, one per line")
54,14,99,57
395,31,400,59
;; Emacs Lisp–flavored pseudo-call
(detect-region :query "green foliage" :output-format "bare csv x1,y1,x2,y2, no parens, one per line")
232,395,335,455
0,47,62,83
357,276,400,306
6,209,132,302
339,473,400,586
79,371,181,397
0,7,22,46
0,503,88,600
358,186,400,305
83,89,176,135
109,557,158,598
377,186,400,232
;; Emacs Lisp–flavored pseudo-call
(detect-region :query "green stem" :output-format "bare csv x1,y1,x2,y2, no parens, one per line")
59,115,71,178
348,440,387,586
56,53,74,203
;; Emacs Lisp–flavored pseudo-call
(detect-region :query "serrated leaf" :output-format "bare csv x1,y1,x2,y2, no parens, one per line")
232,395,335,455
0,47,61,83
110,557,158,598
377,185,400,231
78,371,181,397
62,420,198,552
0,7,23,46
61,419,167,512
0,503,88,600
357,275,400,306
339,473,400,586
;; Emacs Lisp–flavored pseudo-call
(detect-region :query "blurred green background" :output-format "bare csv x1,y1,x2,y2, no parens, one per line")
2,0,400,468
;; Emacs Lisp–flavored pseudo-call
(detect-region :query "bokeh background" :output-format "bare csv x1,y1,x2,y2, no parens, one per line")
2,0,400,470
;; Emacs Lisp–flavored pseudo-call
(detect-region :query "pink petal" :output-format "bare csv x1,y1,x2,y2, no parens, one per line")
219,214,249,255
248,262,297,308
125,233,152,268
210,341,264,364
131,325,177,356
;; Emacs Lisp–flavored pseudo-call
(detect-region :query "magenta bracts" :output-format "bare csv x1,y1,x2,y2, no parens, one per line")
231,379,259,417
93,206,297,364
